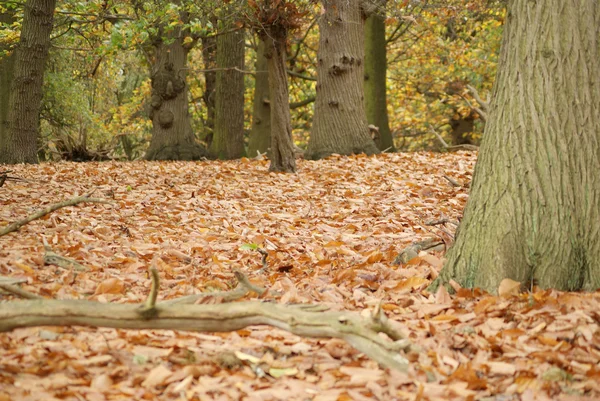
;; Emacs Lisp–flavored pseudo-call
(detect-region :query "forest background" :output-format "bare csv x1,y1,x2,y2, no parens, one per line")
0,0,502,161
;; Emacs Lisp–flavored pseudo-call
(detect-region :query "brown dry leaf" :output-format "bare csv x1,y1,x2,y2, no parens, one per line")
142,365,173,388
498,278,521,297
3,154,599,400
93,277,125,295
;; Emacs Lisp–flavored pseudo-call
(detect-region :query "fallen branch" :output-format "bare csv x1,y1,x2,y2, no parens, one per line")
44,247,89,272
0,193,110,237
0,283,44,300
0,298,412,371
393,238,445,265
161,269,266,306
429,126,479,152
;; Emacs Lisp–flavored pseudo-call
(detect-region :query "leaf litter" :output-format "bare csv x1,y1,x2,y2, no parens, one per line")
0,152,599,400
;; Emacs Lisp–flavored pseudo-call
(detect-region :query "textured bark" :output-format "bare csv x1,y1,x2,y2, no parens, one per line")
265,36,296,173
0,0,56,164
200,34,216,145
0,9,15,157
364,2,394,151
145,27,205,161
248,38,271,157
436,0,600,293
306,0,379,160
210,28,245,159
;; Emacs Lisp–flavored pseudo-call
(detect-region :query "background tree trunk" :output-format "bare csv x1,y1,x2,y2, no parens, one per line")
436,0,600,293
210,28,245,160
364,1,394,151
145,28,204,161
248,38,271,157
264,35,296,173
306,0,379,160
0,8,15,158
200,34,216,146
0,0,56,164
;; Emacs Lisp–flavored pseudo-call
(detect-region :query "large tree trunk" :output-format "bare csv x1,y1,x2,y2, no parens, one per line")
436,0,600,293
248,38,271,158
364,1,394,151
200,34,216,146
210,28,245,160
0,0,56,164
264,35,296,173
306,0,379,160
0,9,15,157
145,27,204,161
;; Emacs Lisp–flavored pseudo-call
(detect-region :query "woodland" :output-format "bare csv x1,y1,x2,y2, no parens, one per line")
1,0,600,400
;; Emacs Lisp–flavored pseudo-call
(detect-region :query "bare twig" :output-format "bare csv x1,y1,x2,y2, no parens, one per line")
466,84,489,110
161,268,266,306
43,245,89,272
0,193,110,237
0,283,43,300
443,175,462,188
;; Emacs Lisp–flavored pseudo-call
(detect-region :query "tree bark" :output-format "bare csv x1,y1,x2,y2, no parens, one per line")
200,34,216,146
144,26,205,161
248,38,272,158
435,0,600,293
264,35,296,173
210,28,245,159
306,0,379,160
364,1,394,151
0,9,15,158
0,0,56,164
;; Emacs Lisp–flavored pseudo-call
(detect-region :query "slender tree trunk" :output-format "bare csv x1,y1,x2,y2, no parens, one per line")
210,28,245,160
264,35,296,173
0,0,56,164
435,0,600,293
145,28,204,161
364,1,394,151
0,9,15,158
248,38,271,157
200,34,216,146
306,0,379,160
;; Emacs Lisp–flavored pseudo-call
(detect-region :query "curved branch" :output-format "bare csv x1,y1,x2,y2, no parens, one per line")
0,299,412,372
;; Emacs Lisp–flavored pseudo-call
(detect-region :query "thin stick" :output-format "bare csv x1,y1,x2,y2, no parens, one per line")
0,193,110,237
0,284,43,300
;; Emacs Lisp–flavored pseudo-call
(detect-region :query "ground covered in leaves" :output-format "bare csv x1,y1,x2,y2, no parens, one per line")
1,152,599,401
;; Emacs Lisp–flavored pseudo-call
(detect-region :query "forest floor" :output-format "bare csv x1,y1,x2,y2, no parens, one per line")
0,152,599,401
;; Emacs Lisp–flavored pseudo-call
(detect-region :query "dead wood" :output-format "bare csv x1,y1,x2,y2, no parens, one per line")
0,298,412,371
0,193,110,237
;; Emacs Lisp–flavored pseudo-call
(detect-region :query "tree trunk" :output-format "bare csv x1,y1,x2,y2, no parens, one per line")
200,34,216,146
306,0,379,160
248,38,271,158
364,1,394,151
145,27,204,161
0,0,56,164
210,28,245,160
265,35,296,173
0,9,15,158
435,0,600,293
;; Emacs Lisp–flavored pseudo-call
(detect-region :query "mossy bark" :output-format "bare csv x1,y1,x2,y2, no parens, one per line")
200,34,216,146
0,0,56,164
264,34,296,173
435,0,600,294
145,26,205,161
364,1,394,151
0,9,15,159
210,28,245,160
248,38,271,158
306,0,379,160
